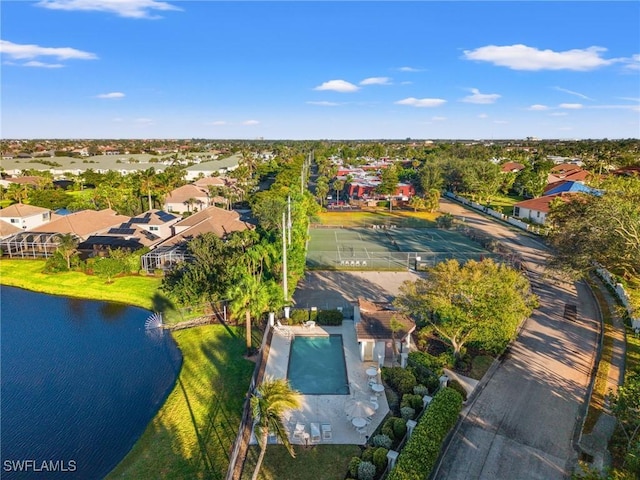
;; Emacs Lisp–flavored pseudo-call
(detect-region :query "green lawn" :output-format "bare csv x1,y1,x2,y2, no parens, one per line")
241,444,361,480
468,355,495,381
313,209,438,228
0,259,165,311
486,193,525,216
107,325,254,479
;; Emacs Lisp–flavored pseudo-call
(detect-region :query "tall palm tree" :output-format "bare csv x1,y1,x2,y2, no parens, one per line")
139,167,157,210
250,378,302,480
227,275,271,353
56,233,79,270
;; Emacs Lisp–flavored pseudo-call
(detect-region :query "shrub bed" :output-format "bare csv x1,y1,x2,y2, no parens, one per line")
387,387,463,480
317,309,343,325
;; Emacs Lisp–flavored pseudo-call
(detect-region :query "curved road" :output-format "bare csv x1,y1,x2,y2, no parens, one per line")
433,198,600,480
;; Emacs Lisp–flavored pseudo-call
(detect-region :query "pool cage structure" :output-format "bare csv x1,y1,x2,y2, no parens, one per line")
140,244,191,273
0,232,74,258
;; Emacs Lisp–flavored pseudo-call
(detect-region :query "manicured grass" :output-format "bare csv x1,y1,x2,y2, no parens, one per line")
313,209,438,228
0,259,165,311
486,193,525,216
107,325,254,480
241,444,361,480
626,325,640,373
468,355,495,381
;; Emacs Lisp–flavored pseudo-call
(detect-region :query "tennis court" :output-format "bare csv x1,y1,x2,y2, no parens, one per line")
306,226,495,270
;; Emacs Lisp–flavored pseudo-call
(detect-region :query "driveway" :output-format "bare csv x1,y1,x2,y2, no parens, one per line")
432,198,599,479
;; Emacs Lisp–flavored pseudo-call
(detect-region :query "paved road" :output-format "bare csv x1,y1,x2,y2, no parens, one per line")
433,198,600,480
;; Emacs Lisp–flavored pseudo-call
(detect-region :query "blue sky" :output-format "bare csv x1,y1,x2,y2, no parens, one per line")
1,1,639,140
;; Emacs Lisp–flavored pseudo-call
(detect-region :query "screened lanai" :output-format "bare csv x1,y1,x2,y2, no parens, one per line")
140,244,191,273
0,232,74,258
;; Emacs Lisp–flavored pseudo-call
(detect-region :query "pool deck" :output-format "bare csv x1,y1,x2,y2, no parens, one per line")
260,320,389,446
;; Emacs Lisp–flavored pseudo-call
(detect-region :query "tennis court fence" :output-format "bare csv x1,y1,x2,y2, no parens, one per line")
306,250,502,271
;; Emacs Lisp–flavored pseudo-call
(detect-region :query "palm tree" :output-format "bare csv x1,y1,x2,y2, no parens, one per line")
227,275,271,353
56,233,79,270
250,378,302,480
139,167,157,210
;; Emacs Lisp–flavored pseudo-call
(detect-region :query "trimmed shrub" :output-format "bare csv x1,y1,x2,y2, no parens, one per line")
413,384,429,396
371,434,393,449
400,406,415,421
348,457,362,478
385,388,400,414
289,309,308,325
381,421,395,441
391,417,407,439
448,379,468,401
361,446,375,463
357,461,376,480
373,447,389,472
401,393,423,411
317,309,343,325
309,309,318,322
383,367,417,395
387,388,463,480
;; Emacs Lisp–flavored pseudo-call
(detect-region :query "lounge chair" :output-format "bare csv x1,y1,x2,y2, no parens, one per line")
321,423,332,440
276,320,293,338
303,320,316,329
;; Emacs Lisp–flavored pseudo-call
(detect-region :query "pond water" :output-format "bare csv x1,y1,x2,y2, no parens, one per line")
0,285,182,479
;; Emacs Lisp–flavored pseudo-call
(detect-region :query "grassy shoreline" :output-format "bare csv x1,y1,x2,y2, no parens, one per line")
1,259,253,479
0,259,164,310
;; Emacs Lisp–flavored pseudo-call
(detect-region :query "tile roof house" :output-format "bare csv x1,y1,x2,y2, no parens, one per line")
163,184,210,214
500,162,525,173
0,203,52,231
513,193,570,225
354,298,416,364
543,180,601,197
159,206,253,247
28,209,129,240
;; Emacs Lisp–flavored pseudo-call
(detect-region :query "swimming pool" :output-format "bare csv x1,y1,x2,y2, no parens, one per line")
287,335,349,395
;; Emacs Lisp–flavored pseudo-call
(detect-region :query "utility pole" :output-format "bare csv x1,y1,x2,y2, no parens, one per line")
287,196,292,246
282,211,288,302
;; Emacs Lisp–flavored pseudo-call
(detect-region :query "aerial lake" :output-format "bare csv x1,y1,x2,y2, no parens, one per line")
0,285,181,479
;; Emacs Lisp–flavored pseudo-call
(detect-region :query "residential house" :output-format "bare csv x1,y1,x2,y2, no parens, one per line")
140,206,254,272
500,162,525,173
29,208,129,240
163,184,210,213
513,193,569,225
0,203,52,231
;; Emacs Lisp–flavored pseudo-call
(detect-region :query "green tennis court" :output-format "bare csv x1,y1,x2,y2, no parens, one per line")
306,226,495,270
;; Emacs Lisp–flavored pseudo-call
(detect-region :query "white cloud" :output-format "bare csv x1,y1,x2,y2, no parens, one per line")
463,44,619,71
478,113,488,119
23,60,64,68
37,0,181,19
209,120,227,126
96,92,125,99
400,81,413,85
553,86,592,100
395,97,446,108
135,118,154,125
431,116,447,121
360,77,392,86
306,101,341,106
550,112,568,116
314,79,360,93
623,54,640,70
528,104,549,111
398,66,423,72
242,120,260,126
559,103,583,109
493,120,509,124
461,88,500,104
0,40,97,60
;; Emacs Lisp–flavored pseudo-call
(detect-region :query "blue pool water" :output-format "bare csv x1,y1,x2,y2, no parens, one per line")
0,286,182,480
287,335,349,395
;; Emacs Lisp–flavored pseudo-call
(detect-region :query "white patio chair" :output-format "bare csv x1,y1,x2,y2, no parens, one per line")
292,422,306,440
321,423,332,440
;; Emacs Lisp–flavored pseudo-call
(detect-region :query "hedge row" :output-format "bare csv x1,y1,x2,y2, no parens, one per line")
288,308,344,325
386,387,463,480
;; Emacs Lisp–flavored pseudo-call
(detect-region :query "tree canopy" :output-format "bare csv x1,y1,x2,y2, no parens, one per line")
394,258,537,358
